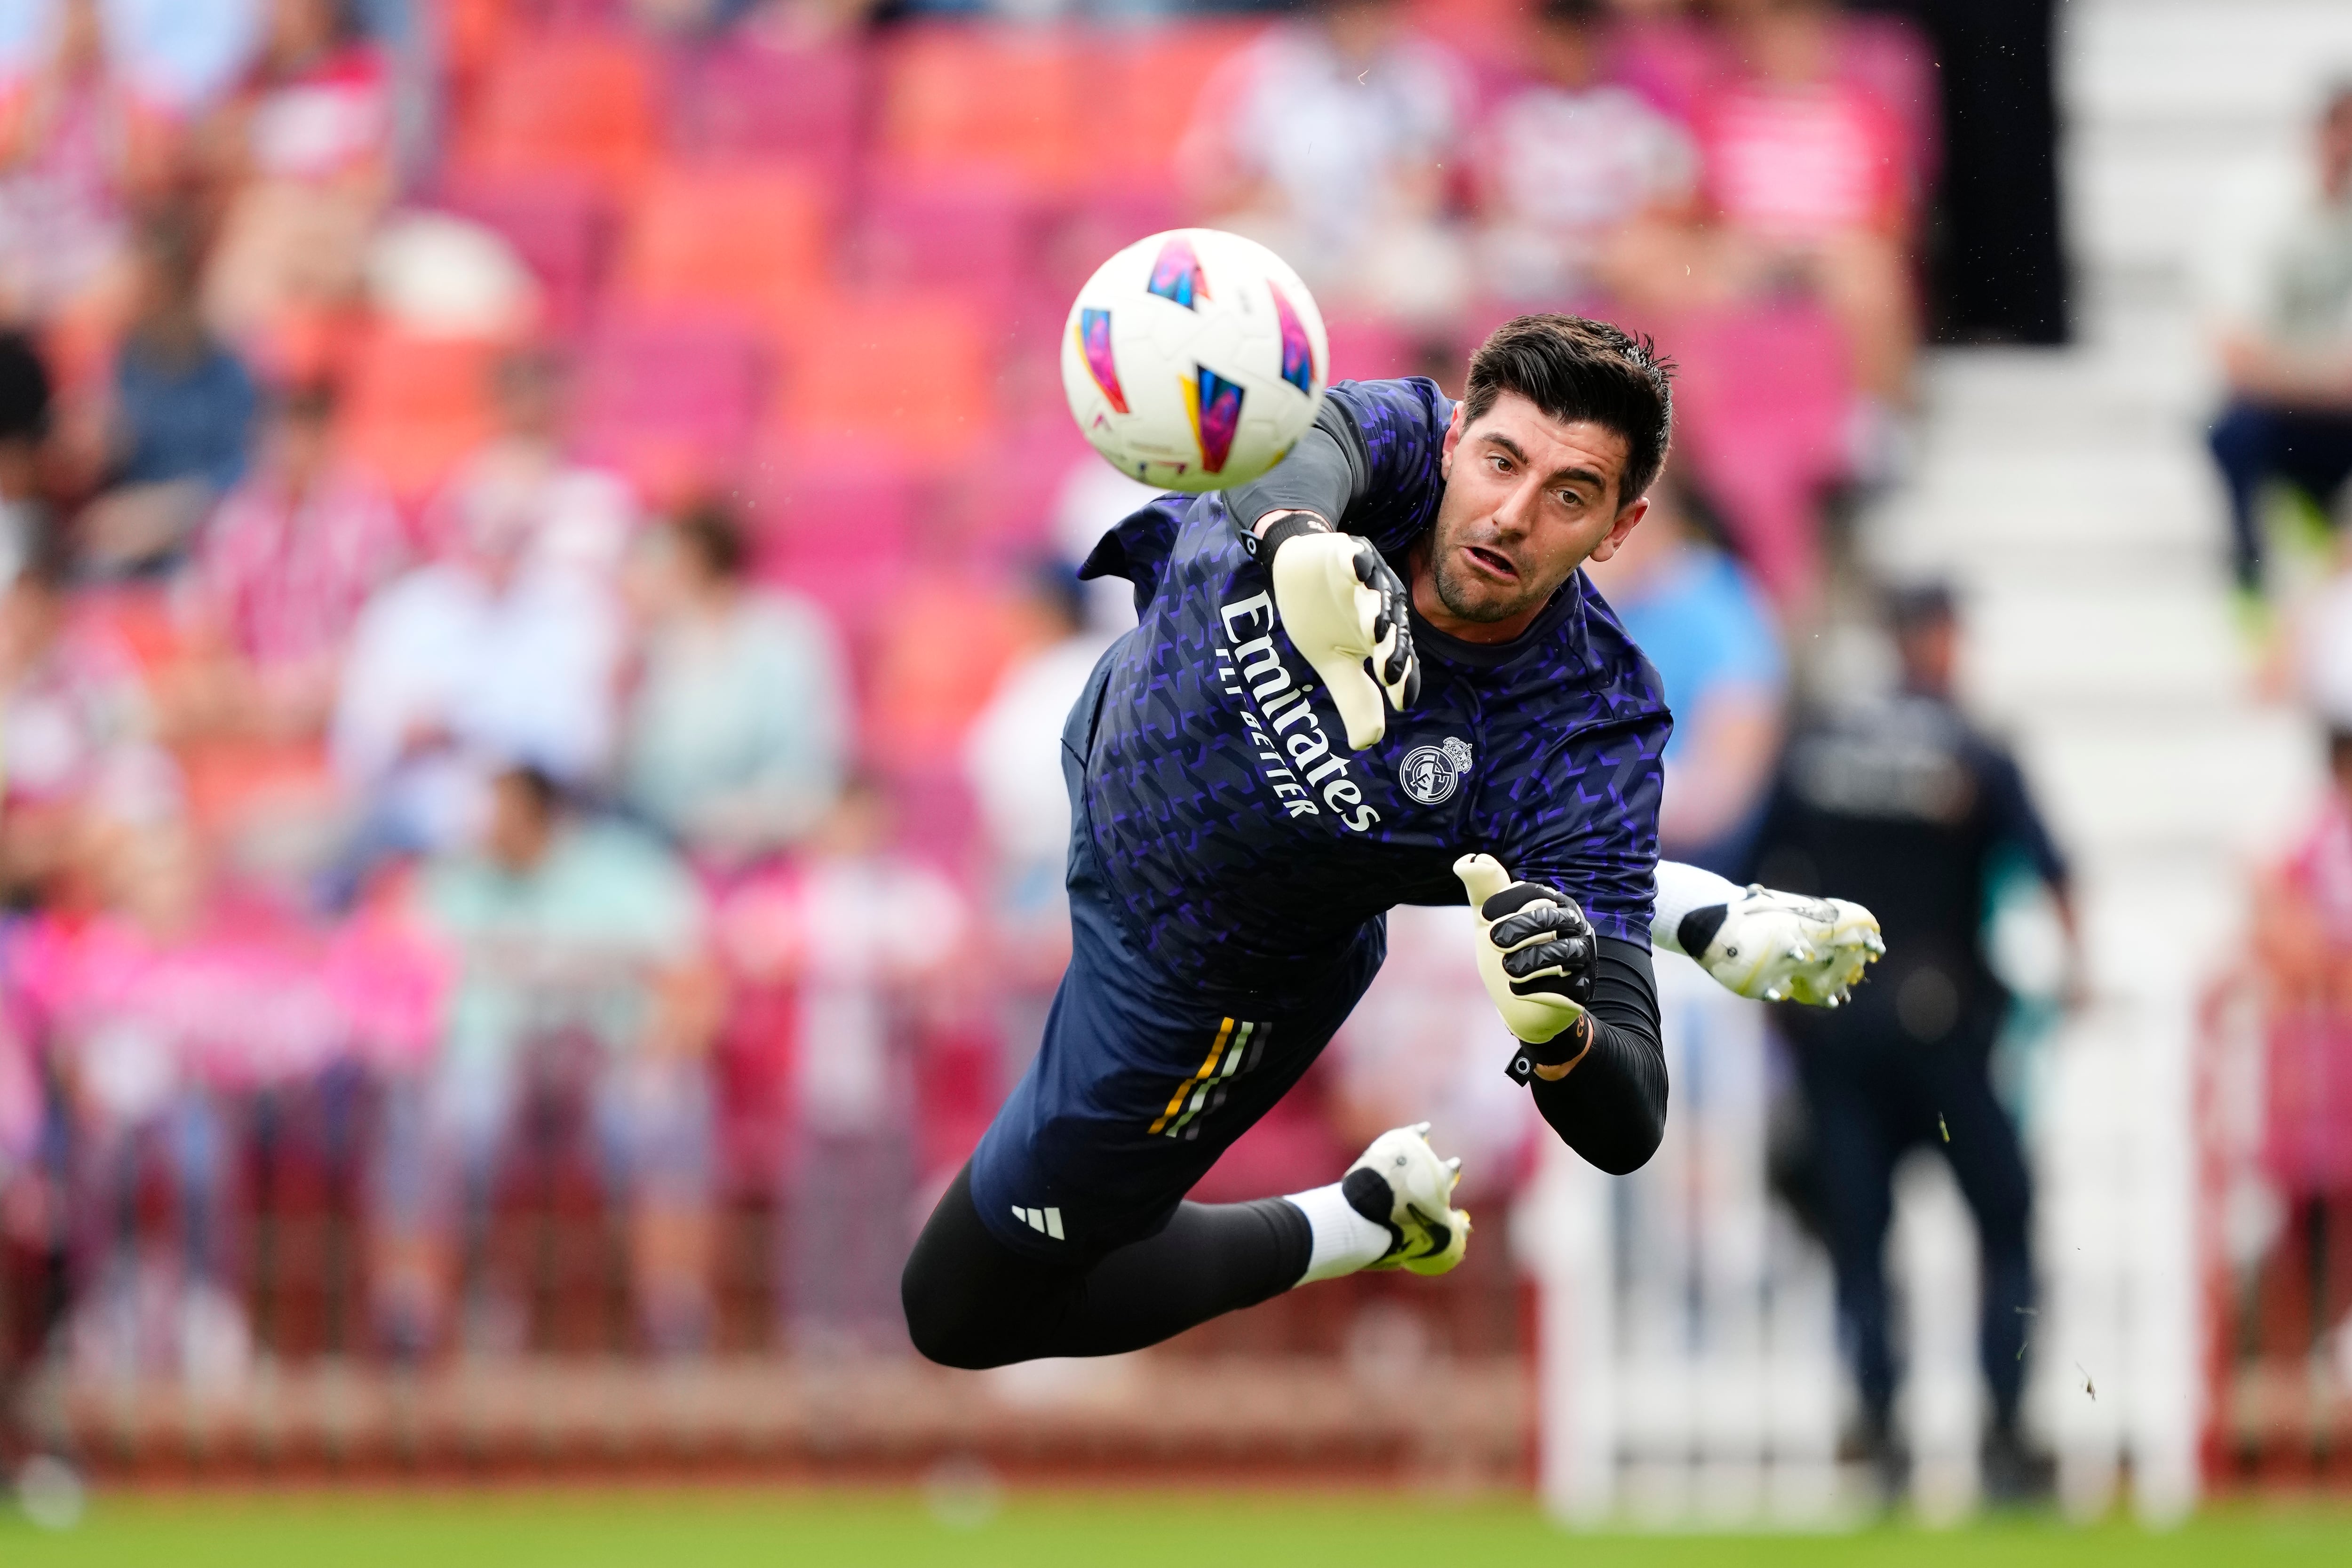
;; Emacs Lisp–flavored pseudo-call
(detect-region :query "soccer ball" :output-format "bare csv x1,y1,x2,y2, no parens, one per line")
1060,228,1329,494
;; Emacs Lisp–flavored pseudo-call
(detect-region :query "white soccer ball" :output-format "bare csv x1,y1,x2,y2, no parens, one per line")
1060,228,1329,494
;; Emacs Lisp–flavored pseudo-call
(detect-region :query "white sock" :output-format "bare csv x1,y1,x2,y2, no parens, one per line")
1654,860,1744,956
1283,1180,1393,1285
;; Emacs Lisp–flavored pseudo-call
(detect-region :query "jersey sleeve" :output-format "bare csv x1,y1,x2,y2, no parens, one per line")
1488,707,1670,946
1222,377,1454,557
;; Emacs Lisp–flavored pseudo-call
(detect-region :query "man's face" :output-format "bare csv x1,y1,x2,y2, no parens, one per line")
1424,391,1648,630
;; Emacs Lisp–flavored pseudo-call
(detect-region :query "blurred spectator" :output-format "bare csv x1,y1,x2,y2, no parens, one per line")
620,501,849,868
2203,83,2352,601
171,380,407,742
774,776,962,1352
331,441,624,865
1474,0,1699,308
0,327,53,585
961,561,1105,1079
1584,477,1784,870
373,764,718,1356
201,0,393,343
429,346,637,577
24,820,245,1384
0,1,265,117
1699,0,1915,407
1746,583,2079,1504
1178,0,1474,326
2250,713,2352,1202
82,213,258,575
0,0,141,323
0,551,178,904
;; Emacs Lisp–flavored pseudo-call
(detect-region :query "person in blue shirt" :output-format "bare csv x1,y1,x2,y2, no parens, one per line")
1586,478,1787,874
900,314,1880,1369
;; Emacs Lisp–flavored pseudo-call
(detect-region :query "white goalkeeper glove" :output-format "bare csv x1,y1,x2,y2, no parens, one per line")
1456,854,1597,1083
1680,884,1884,1005
1259,515,1419,750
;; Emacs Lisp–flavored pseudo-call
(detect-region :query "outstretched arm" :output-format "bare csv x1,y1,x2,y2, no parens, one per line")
1654,860,1883,1005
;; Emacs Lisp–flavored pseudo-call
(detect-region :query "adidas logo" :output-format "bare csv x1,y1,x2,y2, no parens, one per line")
1013,1205,1065,1240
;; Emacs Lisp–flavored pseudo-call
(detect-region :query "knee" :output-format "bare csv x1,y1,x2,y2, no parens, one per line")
899,1252,1005,1371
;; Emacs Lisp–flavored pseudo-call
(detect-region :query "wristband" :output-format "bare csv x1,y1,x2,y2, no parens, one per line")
1242,510,1329,564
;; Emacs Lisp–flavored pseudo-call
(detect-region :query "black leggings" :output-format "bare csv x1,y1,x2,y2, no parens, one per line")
901,1164,1310,1369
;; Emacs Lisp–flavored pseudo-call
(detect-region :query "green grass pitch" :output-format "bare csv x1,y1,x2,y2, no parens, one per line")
4,1490,2352,1568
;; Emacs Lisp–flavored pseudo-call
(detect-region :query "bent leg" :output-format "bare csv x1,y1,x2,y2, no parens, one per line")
902,1164,1309,1369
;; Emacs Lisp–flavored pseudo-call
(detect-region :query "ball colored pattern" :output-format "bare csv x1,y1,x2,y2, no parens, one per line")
1270,281,1315,396
1185,366,1246,474
1146,235,1209,310
1076,308,1128,413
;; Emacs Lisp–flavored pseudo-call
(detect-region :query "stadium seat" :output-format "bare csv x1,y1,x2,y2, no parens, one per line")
571,312,769,504
668,38,866,196
770,293,995,465
749,444,922,646
1842,14,1942,199
877,24,1085,195
853,177,1047,322
337,328,502,504
435,169,613,337
1087,22,1269,192
613,162,833,337
456,30,661,199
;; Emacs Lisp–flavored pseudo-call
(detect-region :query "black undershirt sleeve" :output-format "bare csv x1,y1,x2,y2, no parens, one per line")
1529,936,1668,1175
1224,398,1372,530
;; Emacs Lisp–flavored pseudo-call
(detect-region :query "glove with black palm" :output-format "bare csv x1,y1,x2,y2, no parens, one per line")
1454,854,1598,1085
1255,512,1420,750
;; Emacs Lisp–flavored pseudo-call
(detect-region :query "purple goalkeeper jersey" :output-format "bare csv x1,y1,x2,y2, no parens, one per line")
1073,376,1670,1003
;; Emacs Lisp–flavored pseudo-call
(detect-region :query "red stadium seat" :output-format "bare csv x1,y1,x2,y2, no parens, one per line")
338,328,502,504
771,293,996,465
668,38,866,196
614,162,833,336
877,24,1086,195
435,169,614,337
1087,22,1268,192
456,30,661,199
853,177,1044,314
571,312,769,504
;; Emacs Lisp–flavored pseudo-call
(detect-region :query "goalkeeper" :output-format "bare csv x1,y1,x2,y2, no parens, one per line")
903,315,1878,1368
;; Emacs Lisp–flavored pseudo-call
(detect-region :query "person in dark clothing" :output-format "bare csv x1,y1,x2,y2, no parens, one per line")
1749,582,2080,1503
2201,84,2352,597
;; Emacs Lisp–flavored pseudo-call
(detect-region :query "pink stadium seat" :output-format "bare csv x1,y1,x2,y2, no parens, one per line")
1087,22,1268,192
854,178,1042,314
457,30,660,199
613,162,833,336
1321,316,1420,384
435,169,613,337
669,38,866,195
1663,304,1851,608
571,313,769,504
750,445,922,645
771,293,996,465
1605,13,1721,120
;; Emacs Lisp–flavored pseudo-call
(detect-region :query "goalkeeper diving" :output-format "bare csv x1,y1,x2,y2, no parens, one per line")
903,315,1880,1367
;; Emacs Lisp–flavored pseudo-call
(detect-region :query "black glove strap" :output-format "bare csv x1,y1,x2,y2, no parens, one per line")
1242,510,1329,564
1504,1015,1589,1084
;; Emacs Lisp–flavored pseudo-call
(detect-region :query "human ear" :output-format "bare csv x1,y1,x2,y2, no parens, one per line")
1439,401,1464,479
1583,495,1649,565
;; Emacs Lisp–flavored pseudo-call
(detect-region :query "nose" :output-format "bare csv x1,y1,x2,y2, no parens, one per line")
1491,470,1546,537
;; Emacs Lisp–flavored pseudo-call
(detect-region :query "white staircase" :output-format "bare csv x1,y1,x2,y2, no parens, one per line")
1859,0,2352,1522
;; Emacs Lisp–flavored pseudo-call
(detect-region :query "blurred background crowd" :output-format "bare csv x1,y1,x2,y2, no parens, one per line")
0,0,2339,1523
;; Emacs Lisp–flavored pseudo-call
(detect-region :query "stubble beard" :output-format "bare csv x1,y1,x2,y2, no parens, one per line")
1429,518,1548,626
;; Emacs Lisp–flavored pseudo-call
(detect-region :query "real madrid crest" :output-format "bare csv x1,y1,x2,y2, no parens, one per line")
1399,737,1475,805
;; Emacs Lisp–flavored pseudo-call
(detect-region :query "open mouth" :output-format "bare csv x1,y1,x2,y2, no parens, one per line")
1463,544,1519,581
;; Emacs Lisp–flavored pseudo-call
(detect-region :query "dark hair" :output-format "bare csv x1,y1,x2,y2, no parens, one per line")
495,762,564,818
1539,0,1607,24
673,501,750,581
0,331,52,443
1885,580,1957,631
1462,315,1674,509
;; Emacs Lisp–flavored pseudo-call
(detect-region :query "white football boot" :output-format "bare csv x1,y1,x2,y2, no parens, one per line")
1694,886,1885,1005
1343,1122,1470,1276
